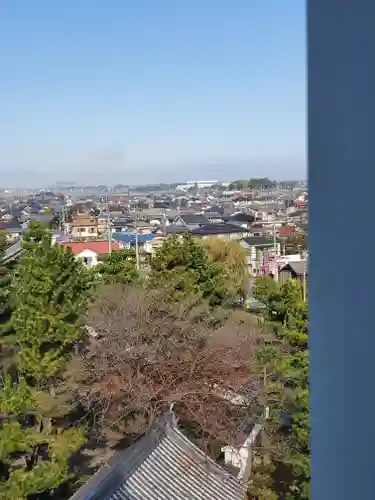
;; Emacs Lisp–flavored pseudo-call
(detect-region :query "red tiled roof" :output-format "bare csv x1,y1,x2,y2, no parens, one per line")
278,227,295,237
59,241,120,255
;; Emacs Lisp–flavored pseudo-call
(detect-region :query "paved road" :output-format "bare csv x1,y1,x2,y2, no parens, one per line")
247,277,255,298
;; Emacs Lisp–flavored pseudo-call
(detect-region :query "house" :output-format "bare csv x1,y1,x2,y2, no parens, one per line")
2,232,70,265
112,232,159,254
202,211,226,223
226,212,255,228
278,260,308,285
278,226,296,239
108,215,136,233
108,205,124,217
2,240,23,263
0,218,23,241
70,412,247,500
248,224,275,237
27,213,55,226
154,224,192,237
96,215,110,235
222,418,262,480
294,200,307,209
59,241,120,268
191,223,252,240
68,213,102,239
26,201,44,214
278,193,297,209
173,213,210,229
241,236,281,275
129,220,155,234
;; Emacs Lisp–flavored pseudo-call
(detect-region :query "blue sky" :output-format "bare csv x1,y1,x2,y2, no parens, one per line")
0,0,306,186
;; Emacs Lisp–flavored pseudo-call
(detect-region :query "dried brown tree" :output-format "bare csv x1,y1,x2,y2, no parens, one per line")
68,284,265,454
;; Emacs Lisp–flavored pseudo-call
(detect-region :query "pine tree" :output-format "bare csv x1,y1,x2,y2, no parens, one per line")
0,374,86,500
11,222,93,381
250,278,309,499
0,230,16,369
98,247,141,285
0,222,91,498
253,276,279,305
0,230,12,326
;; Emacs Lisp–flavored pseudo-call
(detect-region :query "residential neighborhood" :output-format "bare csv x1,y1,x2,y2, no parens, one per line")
0,178,308,499
0,2,310,499
0,181,308,278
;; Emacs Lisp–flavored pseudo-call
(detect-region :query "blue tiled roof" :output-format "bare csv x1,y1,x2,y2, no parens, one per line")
113,232,156,243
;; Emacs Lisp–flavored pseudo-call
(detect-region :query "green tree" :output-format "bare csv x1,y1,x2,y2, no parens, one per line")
0,374,85,500
202,237,249,299
0,223,90,499
284,233,307,255
0,231,16,368
98,248,142,285
10,223,93,381
229,180,247,190
248,178,276,189
253,276,279,304
229,178,276,190
149,236,229,307
250,279,309,499
0,231,12,325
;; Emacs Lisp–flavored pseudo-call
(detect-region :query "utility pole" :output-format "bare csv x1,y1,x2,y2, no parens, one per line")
273,220,277,255
62,206,68,236
302,261,307,302
272,220,280,282
135,230,140,271
163,210,167,234
134,210,140,271
107,196,112,254
61,206,65,233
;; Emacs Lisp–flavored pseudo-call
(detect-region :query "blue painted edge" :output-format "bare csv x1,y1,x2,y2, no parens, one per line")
309,1,375,498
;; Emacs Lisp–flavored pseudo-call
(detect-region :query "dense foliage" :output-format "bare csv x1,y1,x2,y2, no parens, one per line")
11,223,93,381
250,278,309,500
283,233,307,255
0,231,12,328
229,178,276,190
0,223,92,499
149,236,231,306
98,247,141,285
0,220,309,500
201,237,249,298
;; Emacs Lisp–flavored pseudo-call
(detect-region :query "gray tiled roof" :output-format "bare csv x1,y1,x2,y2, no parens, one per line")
29,213,54,223
70,413,246,500
2,240,23,263
165,224,192,234
281,260,308,276
191,223,251,236
227,212,254,223
176,214,210,225
0,218,22,230
242,236,278,247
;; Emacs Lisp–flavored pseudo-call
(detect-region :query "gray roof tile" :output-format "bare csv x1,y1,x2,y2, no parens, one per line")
280,260,308,276
191,223,251,236
71,414,246,500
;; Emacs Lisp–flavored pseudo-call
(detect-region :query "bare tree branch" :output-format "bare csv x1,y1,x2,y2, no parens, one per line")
67,285,265,454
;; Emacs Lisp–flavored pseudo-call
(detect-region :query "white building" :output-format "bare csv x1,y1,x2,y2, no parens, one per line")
176,180,219,191
57,241,121,268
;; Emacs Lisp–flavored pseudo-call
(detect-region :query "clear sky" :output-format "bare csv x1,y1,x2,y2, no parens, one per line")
0,0,306,187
